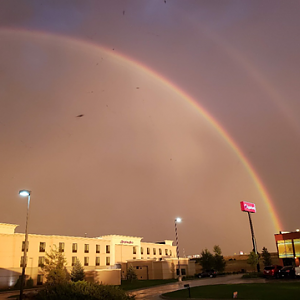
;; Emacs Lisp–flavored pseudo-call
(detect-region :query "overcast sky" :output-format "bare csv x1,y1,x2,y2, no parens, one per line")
1,0,300,256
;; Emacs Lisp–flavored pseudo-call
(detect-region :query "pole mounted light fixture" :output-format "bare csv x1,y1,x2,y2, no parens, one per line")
19,190,30,197
174,217,182,281
19,190,31,300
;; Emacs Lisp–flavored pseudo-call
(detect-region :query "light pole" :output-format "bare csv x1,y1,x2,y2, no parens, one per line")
174,217,182,281
19,190,31,300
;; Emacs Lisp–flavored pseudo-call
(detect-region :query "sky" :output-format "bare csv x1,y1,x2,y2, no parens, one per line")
1,0,300,256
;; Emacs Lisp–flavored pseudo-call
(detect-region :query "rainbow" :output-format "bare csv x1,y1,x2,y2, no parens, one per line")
1,28,283,232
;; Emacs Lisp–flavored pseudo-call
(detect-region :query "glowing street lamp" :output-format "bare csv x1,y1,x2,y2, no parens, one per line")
19,190,31,300
174,217,182,281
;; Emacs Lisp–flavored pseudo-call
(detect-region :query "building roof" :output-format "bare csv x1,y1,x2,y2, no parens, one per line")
0,223,19,234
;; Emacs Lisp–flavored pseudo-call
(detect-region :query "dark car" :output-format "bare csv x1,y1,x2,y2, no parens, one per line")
196,269,217,278
278,266,295,278
263,265,282,278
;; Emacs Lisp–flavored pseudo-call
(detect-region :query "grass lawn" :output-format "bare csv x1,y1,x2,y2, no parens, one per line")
163,282,300,299
121,279,177,291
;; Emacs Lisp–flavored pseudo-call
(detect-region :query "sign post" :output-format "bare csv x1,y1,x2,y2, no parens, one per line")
240,201,260,272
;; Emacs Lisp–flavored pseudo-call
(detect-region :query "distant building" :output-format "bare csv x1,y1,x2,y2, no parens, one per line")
0,223,194,288
274,230,300,266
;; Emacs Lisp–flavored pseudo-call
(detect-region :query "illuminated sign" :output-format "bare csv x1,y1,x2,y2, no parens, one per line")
120,240,133,244
240,201,256,213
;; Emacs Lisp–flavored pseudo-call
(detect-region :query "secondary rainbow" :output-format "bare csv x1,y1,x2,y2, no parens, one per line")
2,28,283,232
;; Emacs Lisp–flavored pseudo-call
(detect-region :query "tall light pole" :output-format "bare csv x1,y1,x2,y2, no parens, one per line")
174,217,182,281
19,190,31,300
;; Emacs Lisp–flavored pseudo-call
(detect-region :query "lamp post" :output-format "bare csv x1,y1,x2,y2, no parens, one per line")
19,190,31,300
174,217,182,281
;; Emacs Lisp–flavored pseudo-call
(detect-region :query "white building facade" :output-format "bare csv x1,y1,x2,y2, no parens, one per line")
0,223,179,288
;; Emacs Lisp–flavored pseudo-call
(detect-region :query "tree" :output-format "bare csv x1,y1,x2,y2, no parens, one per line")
213,245,226,273
71,259,85,282
247,251,259,272
199,249,214,270
261,247,272,267
126,265,137,282
42,245,69,284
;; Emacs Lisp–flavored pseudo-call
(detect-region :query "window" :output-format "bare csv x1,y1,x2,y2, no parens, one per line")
40,242,46,252
133,247,137,254
20,256,26,267
21,241,29,252
170,250,172,256
153,248,156,255
106,245,110,254
96,244,100,253
72,257,77,266
72,243,77,253
141,247,144,255
59,242,65,252
159,248,162,255
84,244,89,253
95,257,100,266
84,257,89,266
38,256,45,267
37,274,44,285
165,249,168,255
181,269,186,276
147,248,150,255
106,257,110,265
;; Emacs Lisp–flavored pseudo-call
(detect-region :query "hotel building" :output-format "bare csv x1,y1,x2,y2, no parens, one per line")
0,223,195,288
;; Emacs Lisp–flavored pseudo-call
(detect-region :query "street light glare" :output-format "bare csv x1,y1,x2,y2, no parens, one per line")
19,190,30,197
175,217,182,223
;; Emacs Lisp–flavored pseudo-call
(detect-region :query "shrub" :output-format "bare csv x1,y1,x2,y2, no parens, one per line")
242,272,264,279
26,277,34,288
34,281,135,300
127,266,137,282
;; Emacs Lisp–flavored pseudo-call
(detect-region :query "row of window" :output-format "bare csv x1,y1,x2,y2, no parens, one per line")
72,256,110,266
20,256,111,267
21,242,110,254
133,247,172,256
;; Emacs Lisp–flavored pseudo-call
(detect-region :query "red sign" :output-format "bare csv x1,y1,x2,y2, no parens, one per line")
120,240,133,244
240,201,256,213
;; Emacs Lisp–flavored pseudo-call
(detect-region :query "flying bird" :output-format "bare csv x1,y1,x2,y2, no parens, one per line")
76,114,84,118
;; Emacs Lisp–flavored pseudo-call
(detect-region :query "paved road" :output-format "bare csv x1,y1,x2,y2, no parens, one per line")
129,274,266,299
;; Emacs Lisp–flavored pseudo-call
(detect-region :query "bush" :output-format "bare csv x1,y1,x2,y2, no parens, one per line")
14,277,22,289
126,266,137,283
26,277,34,288
242,272,264,279
34,281,135,300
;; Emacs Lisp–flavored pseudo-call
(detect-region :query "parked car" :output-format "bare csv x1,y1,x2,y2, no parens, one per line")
196,269,217,278
263,265,282,278
278,266,295,278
